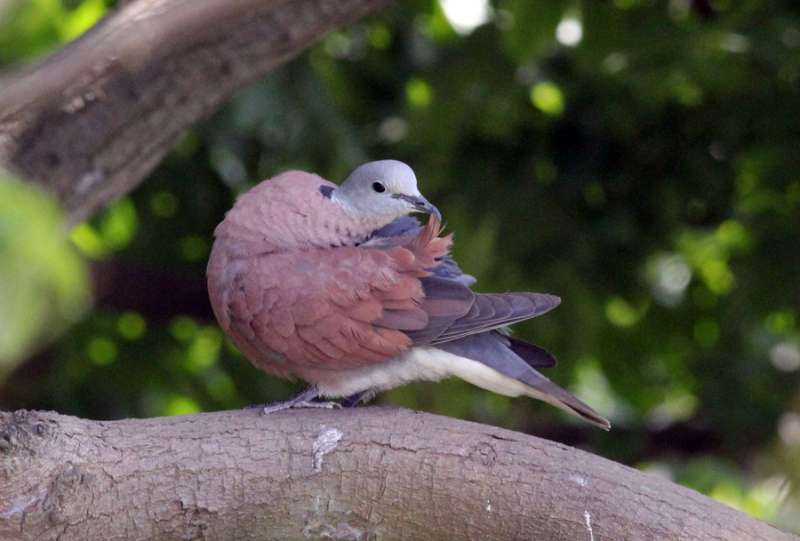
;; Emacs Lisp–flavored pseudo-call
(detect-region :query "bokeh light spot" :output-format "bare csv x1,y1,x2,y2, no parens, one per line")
770,342,800,372
529,82,564,116
647,253,692,307
779,412,800,446
720,33,750,54
186,326,222,372
149,191,179,218
647,389,698,428
605,297,643,328
556,18,583,47
70,223,106,258
406,78,433,108
164,395,201,416
603,52,628,74
700,259,733,295
378,116,409,143
171,316,198,342
439,0,491,35
100,198,138,251
367,24,392,49
118,311,146,341
323,32,354,59
179,235,209,261
765,310,795,334
87,336,117,365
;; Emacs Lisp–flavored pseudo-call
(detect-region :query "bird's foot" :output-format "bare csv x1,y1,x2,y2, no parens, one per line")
261,401,341,414
340,389,377,408
258,386,342,415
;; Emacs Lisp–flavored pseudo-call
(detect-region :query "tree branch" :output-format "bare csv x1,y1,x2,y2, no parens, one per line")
0,0,391,224
0,408,794,540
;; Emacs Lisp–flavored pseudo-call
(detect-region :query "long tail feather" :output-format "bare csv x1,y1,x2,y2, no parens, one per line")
437,333,610,430
522,373,611,430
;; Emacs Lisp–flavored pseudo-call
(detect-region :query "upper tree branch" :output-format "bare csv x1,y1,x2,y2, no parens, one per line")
0,0,391,224
0,408,794,541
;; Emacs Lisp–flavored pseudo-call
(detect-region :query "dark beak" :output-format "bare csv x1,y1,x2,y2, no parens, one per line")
394,194,442,221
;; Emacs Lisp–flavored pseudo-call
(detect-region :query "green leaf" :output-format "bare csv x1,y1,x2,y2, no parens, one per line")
0,172,90,379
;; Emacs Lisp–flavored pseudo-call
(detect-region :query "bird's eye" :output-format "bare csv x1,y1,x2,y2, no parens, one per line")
372,182,386,193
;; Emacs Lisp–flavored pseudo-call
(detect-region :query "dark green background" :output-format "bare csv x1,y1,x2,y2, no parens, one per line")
1,0,798,530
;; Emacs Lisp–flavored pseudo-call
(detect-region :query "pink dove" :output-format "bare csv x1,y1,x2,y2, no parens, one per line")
207,160,610,429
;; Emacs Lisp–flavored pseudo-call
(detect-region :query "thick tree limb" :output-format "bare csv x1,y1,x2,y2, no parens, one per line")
0,0,391,224
0,408,794,541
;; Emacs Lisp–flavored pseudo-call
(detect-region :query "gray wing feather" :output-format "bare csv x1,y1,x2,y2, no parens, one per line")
408,276,560,346
430,257,477,286
371,216,421,239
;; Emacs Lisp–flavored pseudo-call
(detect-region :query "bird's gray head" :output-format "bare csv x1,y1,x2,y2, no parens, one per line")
333,160,441,224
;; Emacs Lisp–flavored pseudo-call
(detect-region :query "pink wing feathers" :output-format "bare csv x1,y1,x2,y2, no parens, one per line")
220,219,452,375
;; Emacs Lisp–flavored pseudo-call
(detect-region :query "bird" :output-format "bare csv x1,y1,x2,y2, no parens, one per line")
207,160,610,429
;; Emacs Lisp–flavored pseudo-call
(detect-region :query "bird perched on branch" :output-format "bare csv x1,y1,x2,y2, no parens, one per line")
207,160,610,429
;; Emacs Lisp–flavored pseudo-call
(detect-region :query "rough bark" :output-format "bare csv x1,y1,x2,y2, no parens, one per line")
0,0,391,224
0,408,794,541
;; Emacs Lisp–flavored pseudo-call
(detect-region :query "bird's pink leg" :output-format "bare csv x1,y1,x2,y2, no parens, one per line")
260,386,342,415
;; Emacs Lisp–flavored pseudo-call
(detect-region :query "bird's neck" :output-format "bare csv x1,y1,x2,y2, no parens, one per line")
330,191,401,239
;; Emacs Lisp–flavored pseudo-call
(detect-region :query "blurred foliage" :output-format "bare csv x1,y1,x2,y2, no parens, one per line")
0,171,89,377
1,0,800,531
0,0,106,62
